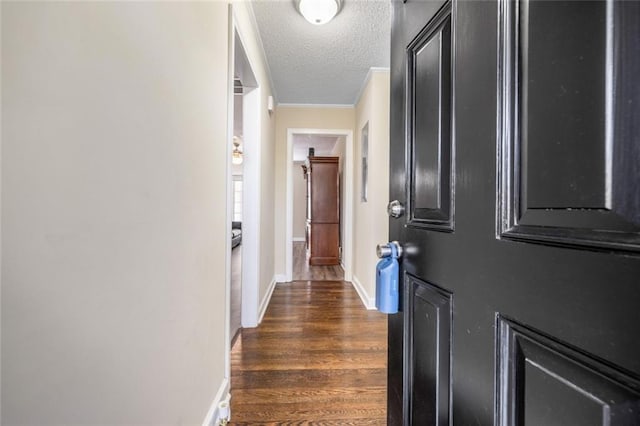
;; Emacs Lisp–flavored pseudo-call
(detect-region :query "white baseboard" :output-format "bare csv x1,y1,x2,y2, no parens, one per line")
344,266,352,282
202,378,229,426
258,277,277,324
293,237,305,242
351,275,376,310
274,274,287,283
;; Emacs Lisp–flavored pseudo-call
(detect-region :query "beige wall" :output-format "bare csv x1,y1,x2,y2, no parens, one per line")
331,137,346,253
293,161,307,240
2,2,231,424
232,2,277,311
274,107,355,276
353,71,391,305
331,136,346,159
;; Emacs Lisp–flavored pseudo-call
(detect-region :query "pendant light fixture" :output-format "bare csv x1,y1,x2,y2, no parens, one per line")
232,137,243,165
297,0,341,25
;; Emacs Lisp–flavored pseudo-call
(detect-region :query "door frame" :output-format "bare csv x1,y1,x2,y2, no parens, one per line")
225,8,261,382
285,128,354,282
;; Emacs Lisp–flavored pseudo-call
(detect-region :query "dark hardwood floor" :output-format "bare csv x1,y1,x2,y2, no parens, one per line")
292,241,344,281
230,280,387,425
230,245,242,344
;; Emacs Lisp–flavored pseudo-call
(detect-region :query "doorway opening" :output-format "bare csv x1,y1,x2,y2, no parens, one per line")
227,23,259,358
286,129,354,283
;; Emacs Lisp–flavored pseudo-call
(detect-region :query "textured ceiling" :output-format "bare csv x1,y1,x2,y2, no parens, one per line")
250,0,391,105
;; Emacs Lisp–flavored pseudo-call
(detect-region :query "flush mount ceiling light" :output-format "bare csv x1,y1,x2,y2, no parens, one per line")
297,0,341,25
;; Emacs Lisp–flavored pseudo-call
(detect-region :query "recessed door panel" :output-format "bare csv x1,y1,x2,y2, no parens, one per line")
407,275,452,425
522,0,607,210
407,6,453,231
498,0,640,252
414,34,442,211
498,317,640,426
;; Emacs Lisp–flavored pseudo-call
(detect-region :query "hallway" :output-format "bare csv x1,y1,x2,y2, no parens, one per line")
292,241,344,281
230,280,387,424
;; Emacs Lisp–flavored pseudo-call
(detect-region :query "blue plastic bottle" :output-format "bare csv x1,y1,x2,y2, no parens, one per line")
375,244,399,314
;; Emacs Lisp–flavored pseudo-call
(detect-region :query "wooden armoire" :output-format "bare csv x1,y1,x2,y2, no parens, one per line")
302,156,340,265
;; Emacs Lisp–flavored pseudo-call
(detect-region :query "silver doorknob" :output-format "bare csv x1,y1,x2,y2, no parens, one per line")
377,241,403,258
387,200,405,218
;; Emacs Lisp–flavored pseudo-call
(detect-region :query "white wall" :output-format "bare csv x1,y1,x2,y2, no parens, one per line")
293,161,307,240
331,137,346,256
353,70,391,308
2,2,230,423
232,2,277,323
0,3,3,417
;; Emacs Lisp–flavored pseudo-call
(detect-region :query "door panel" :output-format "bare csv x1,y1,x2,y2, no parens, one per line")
498,317,640,425
387,1,450,423
498,0,640,252
408,7,453,230
522,1,607,210
408,276,452,425
388,0,640,425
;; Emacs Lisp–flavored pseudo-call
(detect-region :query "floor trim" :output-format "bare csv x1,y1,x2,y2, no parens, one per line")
258,277,278,324
351,274,376,310
202,378,229,426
